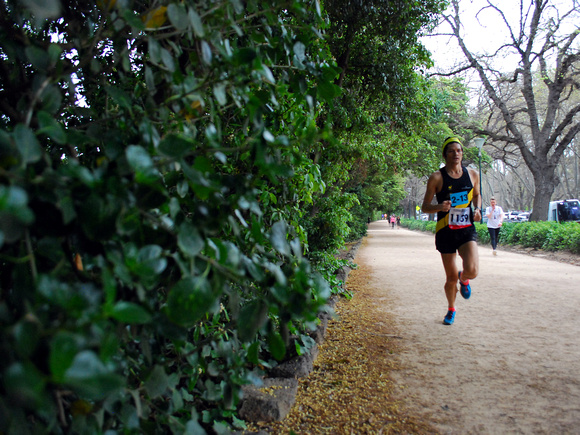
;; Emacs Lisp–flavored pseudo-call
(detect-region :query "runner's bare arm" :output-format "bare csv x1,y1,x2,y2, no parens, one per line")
421,171,450,214
468,168,482,221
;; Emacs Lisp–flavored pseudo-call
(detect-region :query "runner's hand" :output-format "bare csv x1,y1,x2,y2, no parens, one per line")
441,200,451,212
474,208,481,220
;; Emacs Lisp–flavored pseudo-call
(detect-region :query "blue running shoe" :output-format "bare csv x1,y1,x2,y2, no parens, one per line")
443,310,456,325
458,271,471,299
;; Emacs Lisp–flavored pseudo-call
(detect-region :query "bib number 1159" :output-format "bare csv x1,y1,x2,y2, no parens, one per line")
448,192,471,229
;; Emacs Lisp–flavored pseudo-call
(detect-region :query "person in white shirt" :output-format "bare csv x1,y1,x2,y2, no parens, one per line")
485,197,504,255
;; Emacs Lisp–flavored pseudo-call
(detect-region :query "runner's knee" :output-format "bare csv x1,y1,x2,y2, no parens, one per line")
445,272,459,285
463,264,478,279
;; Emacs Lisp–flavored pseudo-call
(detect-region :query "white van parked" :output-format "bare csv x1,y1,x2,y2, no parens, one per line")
547,199,580,222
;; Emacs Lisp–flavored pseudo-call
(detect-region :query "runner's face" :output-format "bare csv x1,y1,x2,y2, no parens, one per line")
445,142,462,164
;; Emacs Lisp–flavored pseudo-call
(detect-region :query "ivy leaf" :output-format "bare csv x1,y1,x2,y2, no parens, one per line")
14,124,42,165
145,365,169,398
50,332,80,382
188,7,205,37
166,277,217,327
21,0,60,21
158,134,193,158
269,221,291,256
267,330,286,361
177,222,204,257
37,111,67,144
63,351,125,400
109,301,152,324
167,3,189,30
238,300,268,342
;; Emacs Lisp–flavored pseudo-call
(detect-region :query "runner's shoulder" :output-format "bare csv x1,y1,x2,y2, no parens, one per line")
466,167,479,179
428,169,443,183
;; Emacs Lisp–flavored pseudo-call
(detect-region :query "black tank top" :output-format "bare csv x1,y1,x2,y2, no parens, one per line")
435,166,474,233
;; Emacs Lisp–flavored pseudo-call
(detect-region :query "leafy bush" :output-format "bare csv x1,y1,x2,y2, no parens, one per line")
302,192,359,252
503,222,526,245
308,250,356,298
517,221,580,253
425,221,437,233
0,1,336,432
400,218,436,233
543,222,580,253
569,225,580,254
474,222,490,244
522,222,553,248
497,222,517,245
402,218,427,231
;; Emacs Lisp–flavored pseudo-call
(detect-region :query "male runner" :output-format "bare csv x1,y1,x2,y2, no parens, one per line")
421,137,481,325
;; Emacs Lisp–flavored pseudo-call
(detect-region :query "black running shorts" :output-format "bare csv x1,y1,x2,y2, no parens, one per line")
435,226,478,254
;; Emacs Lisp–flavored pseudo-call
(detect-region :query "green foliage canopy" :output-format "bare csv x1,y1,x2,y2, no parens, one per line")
300,0,447,245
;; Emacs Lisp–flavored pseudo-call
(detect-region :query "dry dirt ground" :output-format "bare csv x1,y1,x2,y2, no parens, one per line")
359,221,580,434
252,220,580,434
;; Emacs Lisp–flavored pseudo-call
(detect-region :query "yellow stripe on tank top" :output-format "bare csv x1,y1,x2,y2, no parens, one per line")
435,188,474,233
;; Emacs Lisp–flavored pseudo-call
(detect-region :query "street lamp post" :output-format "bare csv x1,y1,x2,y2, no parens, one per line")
474,137,485,223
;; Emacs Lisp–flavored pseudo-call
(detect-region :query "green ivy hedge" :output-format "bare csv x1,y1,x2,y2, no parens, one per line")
0,1,338,433
400,219,580,254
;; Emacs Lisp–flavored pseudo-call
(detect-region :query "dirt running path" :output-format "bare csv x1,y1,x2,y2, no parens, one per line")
357,220,580,434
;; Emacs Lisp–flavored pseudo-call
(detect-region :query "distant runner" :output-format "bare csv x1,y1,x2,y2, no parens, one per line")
421,137,482,325
485,197,504,256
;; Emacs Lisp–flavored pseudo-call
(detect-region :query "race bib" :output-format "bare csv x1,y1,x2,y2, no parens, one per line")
450,191,469,207
449,207,472,229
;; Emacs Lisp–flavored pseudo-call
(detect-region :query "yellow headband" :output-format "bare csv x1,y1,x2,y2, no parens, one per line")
442,136,462,152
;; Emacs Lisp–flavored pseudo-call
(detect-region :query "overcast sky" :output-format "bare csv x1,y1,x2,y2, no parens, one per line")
422,0,579,74
422,0,522,73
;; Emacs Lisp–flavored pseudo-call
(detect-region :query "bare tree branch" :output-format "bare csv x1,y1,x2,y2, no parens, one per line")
436,0,580,220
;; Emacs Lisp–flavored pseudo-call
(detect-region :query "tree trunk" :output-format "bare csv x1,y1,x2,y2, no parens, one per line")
530,169,557,221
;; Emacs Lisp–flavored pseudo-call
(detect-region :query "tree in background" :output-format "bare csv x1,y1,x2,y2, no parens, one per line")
302,0,446,246
440,0,580,221
402,75,478,216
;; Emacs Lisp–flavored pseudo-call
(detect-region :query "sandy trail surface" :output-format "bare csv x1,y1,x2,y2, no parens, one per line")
356,220,580,434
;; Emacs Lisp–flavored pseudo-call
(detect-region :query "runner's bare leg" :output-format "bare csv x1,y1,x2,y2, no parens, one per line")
441,253,459,308
457,241,479,281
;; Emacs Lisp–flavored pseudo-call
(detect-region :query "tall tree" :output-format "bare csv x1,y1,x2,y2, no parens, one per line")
440,0,580,221
302,0,446,246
